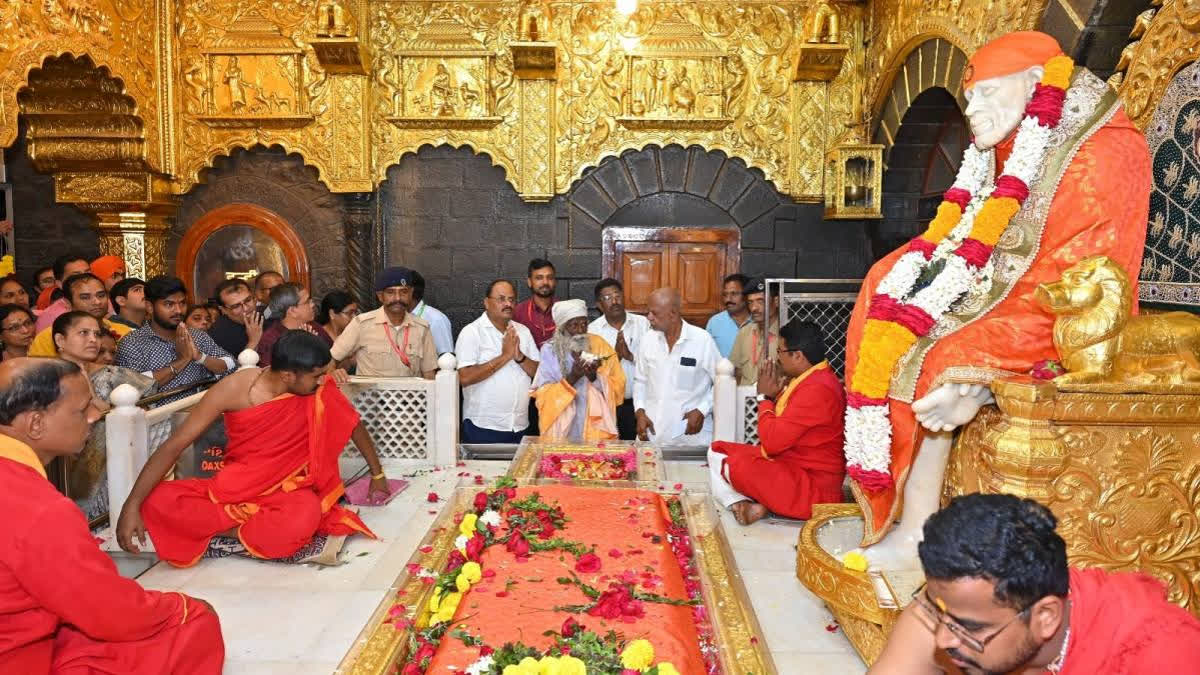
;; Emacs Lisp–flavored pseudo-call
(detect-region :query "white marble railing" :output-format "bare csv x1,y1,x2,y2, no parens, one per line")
711,358,758,446
103,351,461,529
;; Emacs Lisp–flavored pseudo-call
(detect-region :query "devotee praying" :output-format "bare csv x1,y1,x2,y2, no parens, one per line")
0,304,35,361
589,277,651,440
256,282,332,367
90,254,126,291
116,275,234,404
456,279,539,443
108,276,146,330
709,320,845,525
870,493,1200,675
0,274,30,309
330,266,438,378
634,287,719,445
185,303,213,332
28,273,133,357
532,298,624,441
117,330,389,565
208,277,264,357
514,258,558,349
409,270,454,355
0,357,224,673
34,253,91,332
705,273,751,358
729,278,780,386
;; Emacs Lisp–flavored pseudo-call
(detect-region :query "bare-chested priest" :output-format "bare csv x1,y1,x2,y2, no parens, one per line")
117,329,391,566
0,358,224,673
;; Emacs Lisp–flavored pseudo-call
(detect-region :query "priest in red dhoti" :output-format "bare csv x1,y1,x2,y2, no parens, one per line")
871,494,1200,674
0,358,224,674
532,299,624,441
117,330,391,566
709,320,846,525
841,31,1151,561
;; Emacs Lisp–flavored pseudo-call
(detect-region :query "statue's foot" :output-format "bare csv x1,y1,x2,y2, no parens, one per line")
730,500,767,526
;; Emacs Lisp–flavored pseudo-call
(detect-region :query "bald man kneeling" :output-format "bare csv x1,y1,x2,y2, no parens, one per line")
0,358,224,673
632,288,721,445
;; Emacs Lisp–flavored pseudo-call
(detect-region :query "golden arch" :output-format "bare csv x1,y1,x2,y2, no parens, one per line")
870,36,969,158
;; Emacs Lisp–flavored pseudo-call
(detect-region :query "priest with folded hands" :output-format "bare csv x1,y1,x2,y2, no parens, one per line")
0,357,224,673
117,330,390,566
708,320,846,525
532,299,625,441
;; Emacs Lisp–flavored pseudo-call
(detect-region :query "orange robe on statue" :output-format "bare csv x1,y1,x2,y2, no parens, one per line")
141,377,376,567
0,436,223,674
845,105,1151,544
710,361,846,520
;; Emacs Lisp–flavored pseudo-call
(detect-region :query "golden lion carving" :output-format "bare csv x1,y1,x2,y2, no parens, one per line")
1035,255,1200,389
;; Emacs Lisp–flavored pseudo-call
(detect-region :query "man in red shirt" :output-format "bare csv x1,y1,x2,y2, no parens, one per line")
709,320,846,525
0,358,223,673
871,493,1200,674
513,258,558,349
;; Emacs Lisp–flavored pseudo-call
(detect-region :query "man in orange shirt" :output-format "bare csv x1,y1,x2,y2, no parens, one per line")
0,358,223,673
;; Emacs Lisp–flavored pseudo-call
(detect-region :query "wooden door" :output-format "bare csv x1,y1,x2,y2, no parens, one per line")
603,227,740,326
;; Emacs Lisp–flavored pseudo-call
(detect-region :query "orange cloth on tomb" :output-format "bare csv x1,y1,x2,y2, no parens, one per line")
1058,567,1200,674
0,435,223,674
426,486,706,673
140,376,376,566
844,108,1151,545
962,31,1063,90
710,360,846,520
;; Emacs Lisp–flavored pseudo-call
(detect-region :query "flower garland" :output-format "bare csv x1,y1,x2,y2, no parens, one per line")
540,451,638,481
844,54,1075,492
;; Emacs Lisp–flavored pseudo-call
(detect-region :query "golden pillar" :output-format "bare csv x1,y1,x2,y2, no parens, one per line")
93,208,174,279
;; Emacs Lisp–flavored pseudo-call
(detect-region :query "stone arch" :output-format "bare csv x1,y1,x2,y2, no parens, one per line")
565,144,782,252
186,140,331,195
168,146,347,300
871,38,969,162
16,53,147,173
378,140,517,195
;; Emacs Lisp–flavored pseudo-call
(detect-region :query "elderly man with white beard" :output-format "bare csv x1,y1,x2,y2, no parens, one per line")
531,299,624,442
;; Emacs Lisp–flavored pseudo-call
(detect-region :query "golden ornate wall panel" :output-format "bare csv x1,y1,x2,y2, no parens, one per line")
1114,1,1200,132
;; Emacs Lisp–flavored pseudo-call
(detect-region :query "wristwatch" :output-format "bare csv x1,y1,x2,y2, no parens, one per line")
755,393,770,403
515,352,526,363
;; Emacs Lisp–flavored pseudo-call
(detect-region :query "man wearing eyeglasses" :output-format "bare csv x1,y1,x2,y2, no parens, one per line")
708,320,844,525
208,278,264,357
871,493,1200,674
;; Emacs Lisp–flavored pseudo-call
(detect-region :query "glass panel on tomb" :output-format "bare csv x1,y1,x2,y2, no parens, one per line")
191,225,290,302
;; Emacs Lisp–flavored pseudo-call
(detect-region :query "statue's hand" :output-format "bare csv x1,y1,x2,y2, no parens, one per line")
911,383,994,433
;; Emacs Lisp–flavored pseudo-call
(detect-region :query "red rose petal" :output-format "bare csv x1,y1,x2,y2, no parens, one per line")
426,492,439,503
608,548,623,558
673,483,683,490
419,545,433,553
495,591,508,597
825,623,839,632
482,569,497,578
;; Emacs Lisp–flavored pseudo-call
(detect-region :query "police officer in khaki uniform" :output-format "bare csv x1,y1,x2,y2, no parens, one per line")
330,267,438,378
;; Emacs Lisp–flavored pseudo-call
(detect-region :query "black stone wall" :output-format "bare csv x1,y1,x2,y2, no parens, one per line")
9,121,97,284
381,144,873,334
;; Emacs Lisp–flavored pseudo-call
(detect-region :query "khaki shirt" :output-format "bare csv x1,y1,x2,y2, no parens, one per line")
330,308,437,377
729,322,778,386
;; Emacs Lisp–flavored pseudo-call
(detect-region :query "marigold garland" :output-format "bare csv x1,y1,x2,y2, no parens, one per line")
843,54,1075,492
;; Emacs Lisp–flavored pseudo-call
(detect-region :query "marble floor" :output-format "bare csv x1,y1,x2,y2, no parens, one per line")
124,459,866,675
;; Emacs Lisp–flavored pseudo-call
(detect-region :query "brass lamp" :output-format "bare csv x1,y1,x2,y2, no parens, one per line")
825,143,883,219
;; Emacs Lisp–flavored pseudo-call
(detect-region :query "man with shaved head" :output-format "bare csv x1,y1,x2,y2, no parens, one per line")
0,358,223,673
633,287,720,445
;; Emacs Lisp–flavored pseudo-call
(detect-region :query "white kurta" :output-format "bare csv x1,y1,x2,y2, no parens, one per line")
588,311,651,401
633,321,719,446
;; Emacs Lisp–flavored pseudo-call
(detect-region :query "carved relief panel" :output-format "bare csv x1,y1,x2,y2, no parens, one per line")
387,16,501,129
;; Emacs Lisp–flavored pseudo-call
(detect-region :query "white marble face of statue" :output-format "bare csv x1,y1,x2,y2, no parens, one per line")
963,65,1045,150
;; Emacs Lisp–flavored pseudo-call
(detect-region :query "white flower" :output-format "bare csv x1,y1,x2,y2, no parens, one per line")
479,510,502,527
454,534,469,552
416,567,438,579
580,351,601,364
465,655,494,675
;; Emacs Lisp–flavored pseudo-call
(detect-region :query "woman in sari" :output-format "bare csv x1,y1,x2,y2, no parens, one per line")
0,304,35,361
53,311,159,520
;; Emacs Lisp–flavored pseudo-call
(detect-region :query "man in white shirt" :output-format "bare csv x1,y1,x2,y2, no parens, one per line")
410,270,455,355
588,278,650,440
455,279,540,443
634,287,720,446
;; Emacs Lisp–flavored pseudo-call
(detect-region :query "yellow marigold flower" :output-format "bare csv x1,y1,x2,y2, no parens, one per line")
655,663,681,675
461,561,483,583
500,657,540,675
620,639,655,670
557,656,586,675
455,572,471,593
434,591,462,622
1041,55,1074,90
920,202,963,244
843,551,869,572
537,655,561,675
459,513,479,537
970,197,1021,246
427,590,442,613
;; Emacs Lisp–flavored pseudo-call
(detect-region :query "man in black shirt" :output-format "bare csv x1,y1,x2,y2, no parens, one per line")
207,278,263,357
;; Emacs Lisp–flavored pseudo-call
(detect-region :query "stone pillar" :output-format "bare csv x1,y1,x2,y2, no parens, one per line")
342,192,376,309
94,208,174,280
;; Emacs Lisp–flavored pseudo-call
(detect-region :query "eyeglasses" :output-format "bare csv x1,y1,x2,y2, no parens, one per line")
910,583,1034,653
2,319,33,332
224,297,256,311
488,295,516,304
598,292,623,303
